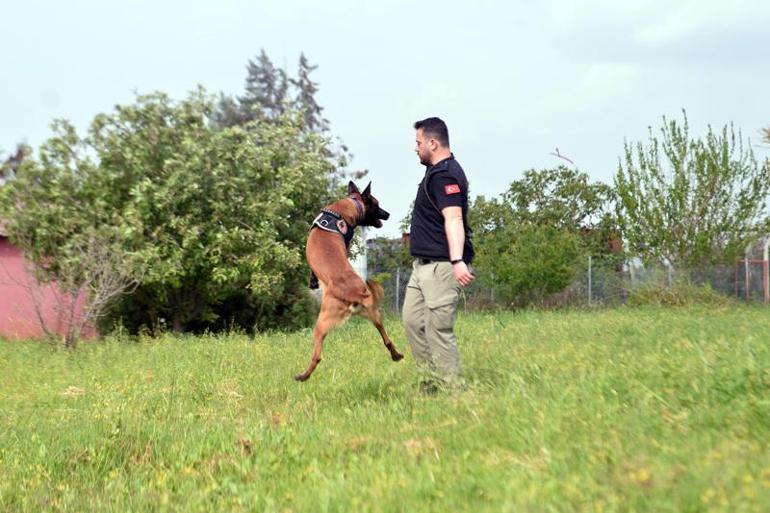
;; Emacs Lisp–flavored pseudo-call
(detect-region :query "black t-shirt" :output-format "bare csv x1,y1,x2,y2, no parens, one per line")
409,155,474,262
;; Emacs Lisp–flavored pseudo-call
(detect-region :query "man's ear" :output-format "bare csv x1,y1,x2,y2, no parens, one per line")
362,182,372,197
347,181,359,195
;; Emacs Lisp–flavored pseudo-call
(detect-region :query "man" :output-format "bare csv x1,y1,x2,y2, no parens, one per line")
403,117,474,389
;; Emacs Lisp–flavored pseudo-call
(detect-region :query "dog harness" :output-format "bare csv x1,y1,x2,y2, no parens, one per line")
312,209,356,248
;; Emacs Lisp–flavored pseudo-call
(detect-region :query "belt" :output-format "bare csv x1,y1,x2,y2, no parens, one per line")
418,258,446,265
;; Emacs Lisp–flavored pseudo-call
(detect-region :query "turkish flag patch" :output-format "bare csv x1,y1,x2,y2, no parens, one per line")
444,184,461,195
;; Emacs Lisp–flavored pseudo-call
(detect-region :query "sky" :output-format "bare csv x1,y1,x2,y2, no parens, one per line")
2,0,769,238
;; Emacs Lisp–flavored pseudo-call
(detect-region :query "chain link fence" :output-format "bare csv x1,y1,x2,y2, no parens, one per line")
370,257,770,312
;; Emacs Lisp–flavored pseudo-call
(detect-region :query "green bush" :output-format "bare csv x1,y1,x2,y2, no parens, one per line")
1,91,337,334
475,223,582,307
627,282,732,307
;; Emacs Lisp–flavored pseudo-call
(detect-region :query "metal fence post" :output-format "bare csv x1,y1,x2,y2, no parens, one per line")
490,273,495,303
588,255,592,304
395,267,401,312
745,258,750,301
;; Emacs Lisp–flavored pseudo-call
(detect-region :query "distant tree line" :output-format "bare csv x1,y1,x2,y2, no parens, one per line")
2,52,770,340
0,52,353,339
386,112,770,307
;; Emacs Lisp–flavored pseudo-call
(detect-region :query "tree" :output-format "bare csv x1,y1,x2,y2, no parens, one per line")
504,166,619,257
366,236,412,275
290,53,328,133
0,144,27,185
469,196,583,306
1,137,141,345
467,167,617,306
211,93,244,129
213,50,355,190
242,49,289,122
212,50,290,128
0,89,338,335
6,231,141,347
615,111,770,268
504,166,614,231
213,50,325,132
472,222,582,306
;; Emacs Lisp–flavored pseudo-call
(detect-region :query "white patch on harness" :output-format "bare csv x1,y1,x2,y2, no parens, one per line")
313,213,336,232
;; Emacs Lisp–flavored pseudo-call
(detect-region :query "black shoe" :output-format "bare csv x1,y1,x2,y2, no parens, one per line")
419,379,439,395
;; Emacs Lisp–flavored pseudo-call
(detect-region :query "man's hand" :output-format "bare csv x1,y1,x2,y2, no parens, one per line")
442,206,474,287
452,261,475,287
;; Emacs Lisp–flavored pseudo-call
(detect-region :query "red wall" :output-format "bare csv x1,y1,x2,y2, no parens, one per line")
0,237,96,340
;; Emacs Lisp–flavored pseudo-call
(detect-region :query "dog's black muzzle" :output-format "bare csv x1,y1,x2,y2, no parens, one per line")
378,208,390,221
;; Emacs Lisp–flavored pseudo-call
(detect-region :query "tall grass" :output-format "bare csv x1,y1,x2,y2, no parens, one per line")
2,307,770,512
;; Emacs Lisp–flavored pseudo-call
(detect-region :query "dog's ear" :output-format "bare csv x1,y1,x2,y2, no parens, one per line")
347,181,359,195
362,182,372,198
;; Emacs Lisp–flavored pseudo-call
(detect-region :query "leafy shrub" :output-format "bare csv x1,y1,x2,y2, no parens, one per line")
627,282,732,307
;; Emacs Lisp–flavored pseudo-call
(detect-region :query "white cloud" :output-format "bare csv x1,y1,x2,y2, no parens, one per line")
544,62,641,122
547,0,655,31
582,62,640,99
635,1,770,46
546,0,770,58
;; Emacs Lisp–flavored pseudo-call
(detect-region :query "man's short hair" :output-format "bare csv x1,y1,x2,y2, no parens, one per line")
414,117,450,148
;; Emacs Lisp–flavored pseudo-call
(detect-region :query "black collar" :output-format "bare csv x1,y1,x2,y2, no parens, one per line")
348,196,365,221
321,208,342,218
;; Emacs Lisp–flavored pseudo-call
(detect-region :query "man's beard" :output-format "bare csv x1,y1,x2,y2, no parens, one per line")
418,153,431,166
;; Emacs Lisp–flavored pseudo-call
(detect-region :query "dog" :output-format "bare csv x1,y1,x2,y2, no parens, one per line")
295,181,404,381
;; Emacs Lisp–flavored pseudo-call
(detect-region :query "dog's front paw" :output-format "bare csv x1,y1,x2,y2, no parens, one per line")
294,373,309,382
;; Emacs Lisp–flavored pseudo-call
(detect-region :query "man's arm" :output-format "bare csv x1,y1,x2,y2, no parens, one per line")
442,206,475,287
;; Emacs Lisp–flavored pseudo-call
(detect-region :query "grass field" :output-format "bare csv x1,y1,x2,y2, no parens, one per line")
2,306,770,512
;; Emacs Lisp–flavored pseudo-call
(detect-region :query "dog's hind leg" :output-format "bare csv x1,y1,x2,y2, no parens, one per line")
360,303,404,362
295,295,349,382
293,325,327,382
360,280,404,361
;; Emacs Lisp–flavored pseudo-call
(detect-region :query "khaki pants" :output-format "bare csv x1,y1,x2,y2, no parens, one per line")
402,260,462,382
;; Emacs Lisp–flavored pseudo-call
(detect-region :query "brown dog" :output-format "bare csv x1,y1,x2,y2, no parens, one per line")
295,181,404,381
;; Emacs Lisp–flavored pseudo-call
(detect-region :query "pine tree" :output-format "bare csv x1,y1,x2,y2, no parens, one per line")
240,49,288,122
290,53,328,133
0,145,26,185
212,49,289,128
210,50,361,187
211,93,244,128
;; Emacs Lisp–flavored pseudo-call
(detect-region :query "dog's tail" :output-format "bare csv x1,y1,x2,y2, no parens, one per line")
366,278,385,306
